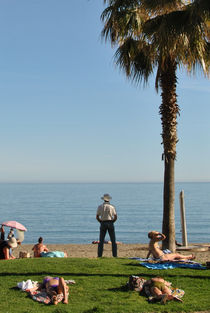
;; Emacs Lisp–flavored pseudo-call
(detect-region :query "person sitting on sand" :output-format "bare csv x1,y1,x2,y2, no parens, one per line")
0,236,17,260
32,237,49,257
145,276,183,304
146,231,195,261
0,225,5,242
41,276,69,305
7,228,14,239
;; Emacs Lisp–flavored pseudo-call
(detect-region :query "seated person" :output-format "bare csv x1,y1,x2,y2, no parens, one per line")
145,276,183,304
147,231,195,261
32,237,49,257
7,228,14,239
0,225,5,242
0,237,17,260
41,276,69,305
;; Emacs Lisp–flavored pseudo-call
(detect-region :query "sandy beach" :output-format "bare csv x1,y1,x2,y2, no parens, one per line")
13,243,210,263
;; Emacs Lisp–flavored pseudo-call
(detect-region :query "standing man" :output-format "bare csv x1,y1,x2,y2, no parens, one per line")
96,193,117,257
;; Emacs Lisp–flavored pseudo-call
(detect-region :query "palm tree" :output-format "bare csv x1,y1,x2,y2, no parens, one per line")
101,0,209,251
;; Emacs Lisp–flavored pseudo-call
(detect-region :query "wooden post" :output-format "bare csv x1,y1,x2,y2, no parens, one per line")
179,190,188,247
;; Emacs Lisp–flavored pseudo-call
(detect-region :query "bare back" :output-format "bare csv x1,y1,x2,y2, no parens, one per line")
32,243,49,257
149,240,164,259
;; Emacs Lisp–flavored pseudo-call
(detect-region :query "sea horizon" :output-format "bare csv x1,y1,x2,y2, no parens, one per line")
0,180,209,184
0,182,209,245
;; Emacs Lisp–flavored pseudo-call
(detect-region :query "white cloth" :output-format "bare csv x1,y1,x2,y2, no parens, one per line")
97,203,117,221
17,280,38,291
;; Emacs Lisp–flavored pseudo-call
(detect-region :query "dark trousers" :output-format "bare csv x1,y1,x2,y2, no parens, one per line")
98,221,117,257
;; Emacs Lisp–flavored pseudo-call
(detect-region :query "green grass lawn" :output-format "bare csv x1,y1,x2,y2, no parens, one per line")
0,257,209,313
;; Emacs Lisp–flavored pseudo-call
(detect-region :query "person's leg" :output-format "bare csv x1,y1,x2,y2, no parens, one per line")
150,286,163,299
162,253,195,261
107,222,117,257
98,222,107,257
150,286,171,305
58,277,69,304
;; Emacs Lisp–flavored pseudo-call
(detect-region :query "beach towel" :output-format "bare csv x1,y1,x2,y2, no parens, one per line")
40,251,65,258
29,290,52,304
29,288,68,305
140,261,206,270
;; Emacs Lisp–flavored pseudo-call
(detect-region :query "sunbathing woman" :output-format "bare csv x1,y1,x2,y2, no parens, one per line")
145,276,183,304
147,231,195,261
42,276,69,305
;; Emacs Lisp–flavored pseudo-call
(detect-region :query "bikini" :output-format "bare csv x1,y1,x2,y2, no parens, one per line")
158,252,165,260
151,280,166,291
43,277,59,288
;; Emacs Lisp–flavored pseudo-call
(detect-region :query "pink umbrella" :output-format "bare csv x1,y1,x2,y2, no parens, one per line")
2,221,27,231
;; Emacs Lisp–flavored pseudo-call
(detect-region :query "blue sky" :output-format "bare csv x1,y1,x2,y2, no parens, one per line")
0,0,209,183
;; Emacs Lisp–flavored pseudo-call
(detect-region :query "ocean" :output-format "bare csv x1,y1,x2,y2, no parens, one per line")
0,182,209,245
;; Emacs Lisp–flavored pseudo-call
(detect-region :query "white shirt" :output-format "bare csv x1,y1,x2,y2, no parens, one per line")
97,202,117,221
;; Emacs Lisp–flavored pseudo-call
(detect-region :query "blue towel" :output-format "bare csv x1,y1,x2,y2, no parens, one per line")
140,261,206,270
40,251,65,258
130,257,154,261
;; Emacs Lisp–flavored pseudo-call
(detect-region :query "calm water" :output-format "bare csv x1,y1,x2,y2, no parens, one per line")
0,183,209,244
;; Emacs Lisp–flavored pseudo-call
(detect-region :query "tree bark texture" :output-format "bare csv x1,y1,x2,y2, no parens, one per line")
159,57,179,252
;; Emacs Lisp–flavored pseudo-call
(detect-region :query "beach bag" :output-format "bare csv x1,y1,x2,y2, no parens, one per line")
19,251,30,258
127,275,146,292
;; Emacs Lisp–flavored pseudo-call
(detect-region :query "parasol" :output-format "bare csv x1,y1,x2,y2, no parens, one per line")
2,221,27,231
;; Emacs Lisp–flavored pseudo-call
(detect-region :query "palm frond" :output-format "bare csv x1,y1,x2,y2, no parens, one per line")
141,0,184,14
114,37,155,85
102,0,210,83
143,9,209,74
101,3,148,44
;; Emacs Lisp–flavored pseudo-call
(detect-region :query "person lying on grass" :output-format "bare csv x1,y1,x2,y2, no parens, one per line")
145,276,183,304
147,231,195,261
32,276,69,305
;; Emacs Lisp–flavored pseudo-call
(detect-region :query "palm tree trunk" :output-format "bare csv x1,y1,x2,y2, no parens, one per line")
162,157,176,251
159,57,179,252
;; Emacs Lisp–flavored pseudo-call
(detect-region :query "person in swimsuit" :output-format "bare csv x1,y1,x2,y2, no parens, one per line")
42,276,69,305
146,231,195,261
0,236,17,260
145,277,183,304
32,237,49,257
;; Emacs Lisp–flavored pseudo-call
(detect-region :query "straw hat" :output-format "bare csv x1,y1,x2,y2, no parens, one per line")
101,194,112,201
7,237,17,248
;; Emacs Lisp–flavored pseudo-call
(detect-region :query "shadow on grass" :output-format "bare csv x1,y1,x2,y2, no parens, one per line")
0,272,130,278
83,307,105,313
1,267,209,280
129,271,210,280
107,284,129,292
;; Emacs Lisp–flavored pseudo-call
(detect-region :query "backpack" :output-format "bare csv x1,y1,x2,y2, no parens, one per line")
127,275,146,292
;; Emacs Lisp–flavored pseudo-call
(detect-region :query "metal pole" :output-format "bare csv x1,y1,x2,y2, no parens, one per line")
179,190,188,247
